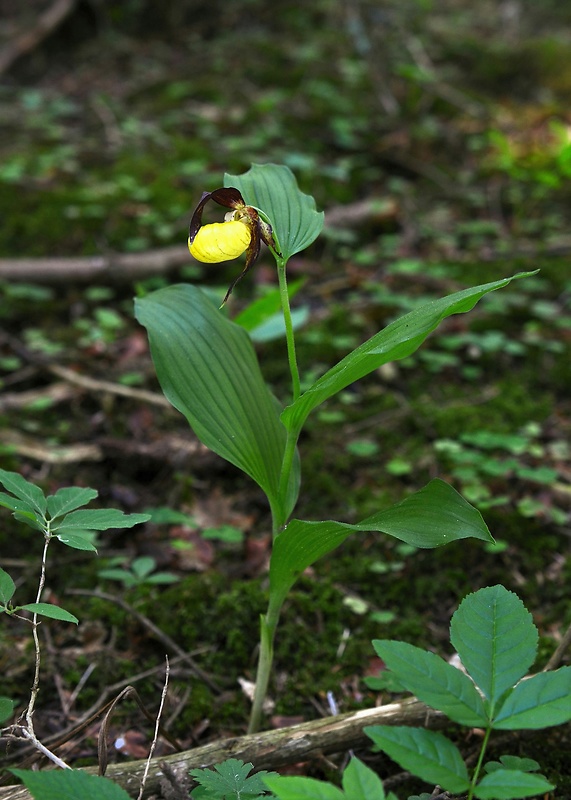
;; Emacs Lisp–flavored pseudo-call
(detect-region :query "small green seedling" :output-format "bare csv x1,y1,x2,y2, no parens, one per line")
0,468,149,746
366,584,570,799
190,757,277,799
98,555,179,588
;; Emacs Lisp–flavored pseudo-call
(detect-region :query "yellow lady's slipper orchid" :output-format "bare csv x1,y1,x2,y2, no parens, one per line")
188,187,279,304
189,220,251,263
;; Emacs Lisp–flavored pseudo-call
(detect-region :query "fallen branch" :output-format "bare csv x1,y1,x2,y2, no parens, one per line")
0,0,78,77
0,699,446,799
0,199,397,284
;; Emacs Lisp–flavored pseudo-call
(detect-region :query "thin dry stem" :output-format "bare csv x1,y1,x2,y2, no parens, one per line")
137,657,170,800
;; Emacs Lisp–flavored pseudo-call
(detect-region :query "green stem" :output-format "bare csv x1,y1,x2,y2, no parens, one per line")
467,726,492,800
248,254,301,732
276,256,301,402
247,597,283,734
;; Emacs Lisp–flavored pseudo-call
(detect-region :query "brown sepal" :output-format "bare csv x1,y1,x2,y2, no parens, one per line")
188,187,246,244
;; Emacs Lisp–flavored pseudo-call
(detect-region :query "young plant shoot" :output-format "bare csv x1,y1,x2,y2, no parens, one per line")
135,163,536,733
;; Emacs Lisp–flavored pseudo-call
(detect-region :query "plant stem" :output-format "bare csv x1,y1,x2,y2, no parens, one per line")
276,256,301,403
26,530,50,734
248,511,283,733
467,725,492,800
248,255,300,732
247,596,283,734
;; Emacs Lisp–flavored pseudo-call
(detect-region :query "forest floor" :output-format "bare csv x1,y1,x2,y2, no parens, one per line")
0,1,570,797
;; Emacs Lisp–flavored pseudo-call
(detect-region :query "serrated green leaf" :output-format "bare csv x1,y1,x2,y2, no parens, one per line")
190,758,276,799
0,567,16,605
19,603,78,624
263,775,345,800
280,272,536,436
0,696,14,723
474,769,555,799
450,585,537,706
269,480,491,610
342,757,386,800
46,486,98,519
493,667,571,729
485,756,541,774
365,726,470,794
224,163,324,261
0,469,47,515
135,284,299,523
52,509,150,532
372,640,488,726
11,768,131,800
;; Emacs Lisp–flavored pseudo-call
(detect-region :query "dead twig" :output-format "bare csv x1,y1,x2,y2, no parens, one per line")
0,0,78,77
0,197,397,284
543,618,571,672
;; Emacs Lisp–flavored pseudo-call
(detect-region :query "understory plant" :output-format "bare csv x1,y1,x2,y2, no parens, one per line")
134,162,536,733
189,585,570,800
365,584,571,799
0,468,149,761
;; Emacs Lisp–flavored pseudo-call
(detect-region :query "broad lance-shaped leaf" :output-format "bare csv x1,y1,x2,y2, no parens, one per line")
493,666,571,729
450,585,537,706
364,726,470,794
135,284,299,520
224,163,324,261
269,479,492,610
372,640,489,727
281,272,536,436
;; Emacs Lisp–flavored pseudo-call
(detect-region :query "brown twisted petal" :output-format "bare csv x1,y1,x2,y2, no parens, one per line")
188,187,246,245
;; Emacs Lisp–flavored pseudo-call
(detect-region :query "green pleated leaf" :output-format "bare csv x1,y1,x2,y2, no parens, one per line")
224,163,324,260
269,479,491,610
135,283,299,520
11,769,131,800
450,585,538,706
0,468,47,515
365,726,470,794
475,769,555,799
46,486,98,520
52,509,150,532
493,667,571,729
281,272,536,436
19,603,78,624
372,640,489,727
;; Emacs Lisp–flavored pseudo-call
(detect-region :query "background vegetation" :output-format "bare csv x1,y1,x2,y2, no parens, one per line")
0,0,570,794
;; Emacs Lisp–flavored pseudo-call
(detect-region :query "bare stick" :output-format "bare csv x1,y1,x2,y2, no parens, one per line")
137,657,170,800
